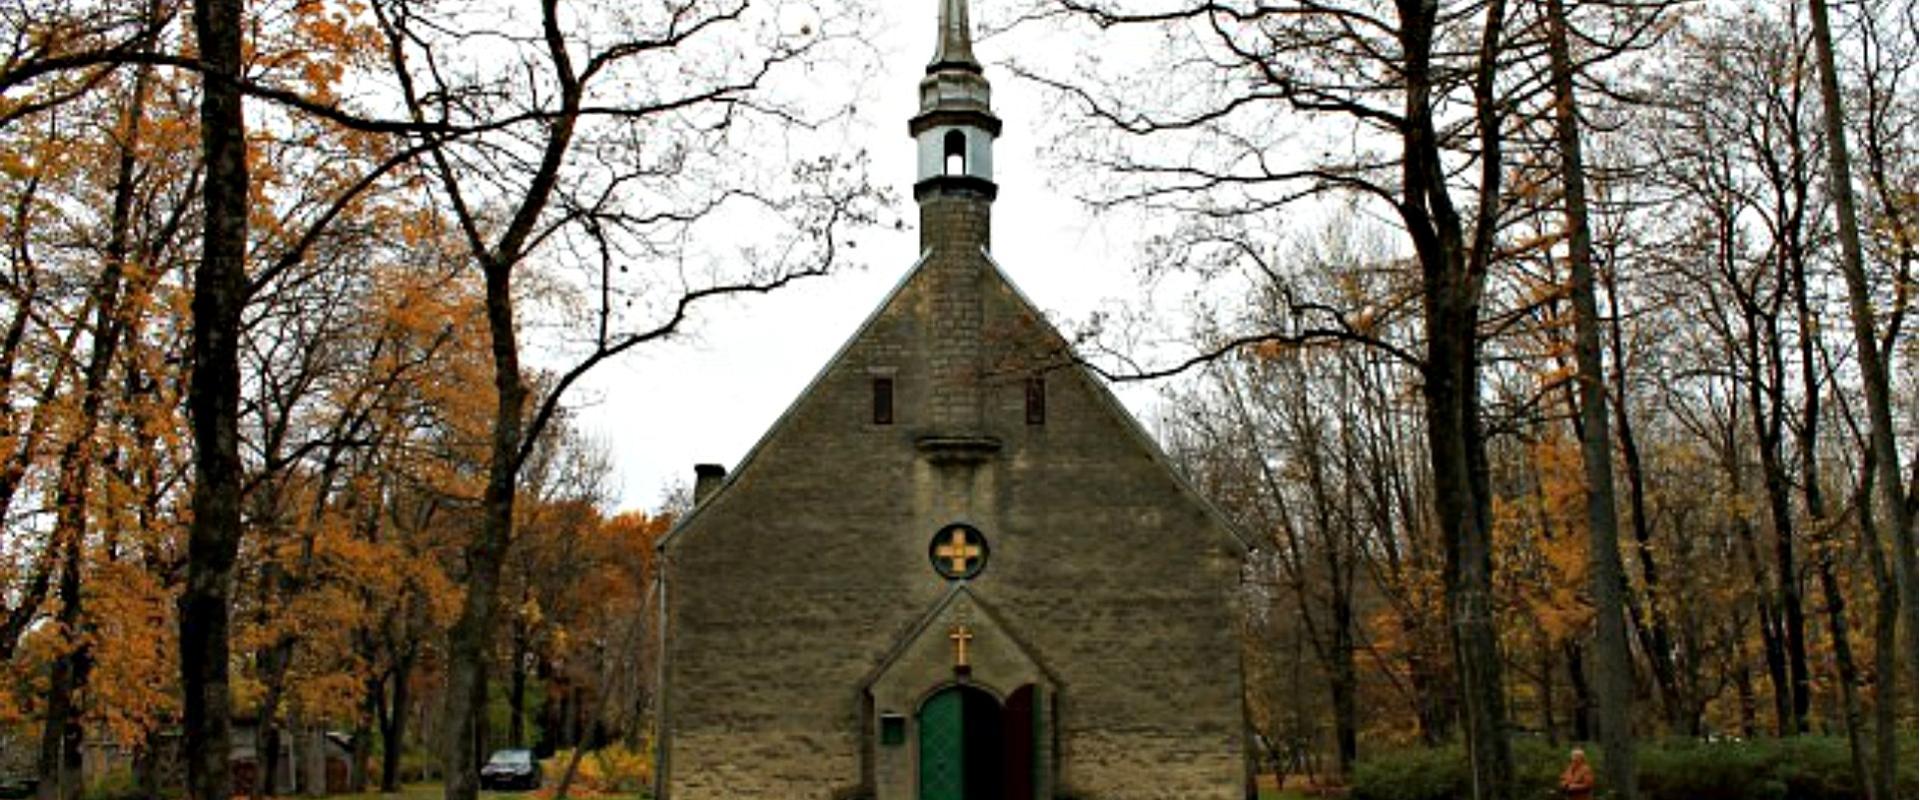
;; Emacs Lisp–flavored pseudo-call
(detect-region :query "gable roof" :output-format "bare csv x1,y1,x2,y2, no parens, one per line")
657,251,929,553
977,249,1252,555
658,247,1253,557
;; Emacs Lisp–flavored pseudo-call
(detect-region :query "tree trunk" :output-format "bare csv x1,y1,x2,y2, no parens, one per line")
509,624,529,750
1604,254,1683,733
1407,639,1451,746
1868,574,1897,800
37,439,107,800
182,0,250,797
1671,512,1709,739
439,261,527,800
1732,494,1793,734
570,687,586,749
255,646,297,800
549,746,589,800
1564,642,1591,743
37,46,150,800
1399,0,1512,793
1330,588,1357,776
1733,660,1757,739
535,658,558,756
1806,0,1916,657
1856,463,1900,800
134,726,164,800
262,726,284,797
35,533,85,800
1427,308,1508,800
1752,387,1811,733
1733,272,1811,735
1815,547,1871,798
353,679,376,793
1758,602,1792,735
473,674,492,767
1543,0,1634,791
379,649,414,794
1540,641,1558,744
1786,148,1870,794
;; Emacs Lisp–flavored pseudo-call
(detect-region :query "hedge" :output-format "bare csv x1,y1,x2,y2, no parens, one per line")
1351,736,1917,800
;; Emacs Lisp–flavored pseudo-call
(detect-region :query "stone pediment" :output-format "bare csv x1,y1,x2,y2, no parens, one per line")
861,582,1059,710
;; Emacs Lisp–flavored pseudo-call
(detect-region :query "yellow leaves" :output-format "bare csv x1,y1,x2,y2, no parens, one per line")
519,596,547,630
246,0,385,107
85,562,179,747
1494,430,1596,645
502,504,667,689
296,58,346,106
1866,186,1918,256
543,740,655,796
0,150,33,182
392,206,449,249
0,686,22,728
1506,230,1566,261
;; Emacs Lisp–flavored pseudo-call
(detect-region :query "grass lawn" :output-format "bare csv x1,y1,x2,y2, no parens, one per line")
349,781,1308,800
330,785,542,800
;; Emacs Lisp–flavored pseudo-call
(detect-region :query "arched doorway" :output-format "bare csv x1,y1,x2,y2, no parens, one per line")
917,684,1038,800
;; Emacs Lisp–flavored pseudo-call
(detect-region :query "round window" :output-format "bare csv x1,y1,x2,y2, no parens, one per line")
928,523,988,580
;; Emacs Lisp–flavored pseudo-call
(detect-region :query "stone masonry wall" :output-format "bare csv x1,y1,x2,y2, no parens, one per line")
920,193,988,430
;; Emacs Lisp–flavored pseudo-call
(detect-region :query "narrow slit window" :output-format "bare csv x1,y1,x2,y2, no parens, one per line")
943,130,967,176
1025,376,1046,425
873,377,894,425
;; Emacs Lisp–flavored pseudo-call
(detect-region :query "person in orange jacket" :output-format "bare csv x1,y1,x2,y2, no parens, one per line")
1559,748,1596,800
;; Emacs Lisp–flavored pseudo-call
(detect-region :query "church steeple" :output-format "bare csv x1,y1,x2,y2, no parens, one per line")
930,0,980,72
910,0,999,432
911,0,1000,212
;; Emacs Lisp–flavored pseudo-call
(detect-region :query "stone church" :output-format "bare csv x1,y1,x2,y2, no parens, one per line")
653,2,1250,797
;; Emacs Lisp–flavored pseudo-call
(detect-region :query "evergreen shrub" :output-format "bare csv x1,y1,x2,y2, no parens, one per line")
1352,736,1916,800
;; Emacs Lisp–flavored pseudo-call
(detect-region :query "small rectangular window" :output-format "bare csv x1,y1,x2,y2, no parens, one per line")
880,714,906,746
873,377,894,425
1025,376,1046,425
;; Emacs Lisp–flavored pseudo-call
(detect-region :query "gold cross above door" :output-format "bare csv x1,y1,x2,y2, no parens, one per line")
948,624,974,668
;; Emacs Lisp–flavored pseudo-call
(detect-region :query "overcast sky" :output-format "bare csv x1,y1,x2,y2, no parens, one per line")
561,0,1173,511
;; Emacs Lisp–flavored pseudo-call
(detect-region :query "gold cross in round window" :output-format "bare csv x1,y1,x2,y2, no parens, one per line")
929,523,988,580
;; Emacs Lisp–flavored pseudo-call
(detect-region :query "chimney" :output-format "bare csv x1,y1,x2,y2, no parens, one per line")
693,463,727,506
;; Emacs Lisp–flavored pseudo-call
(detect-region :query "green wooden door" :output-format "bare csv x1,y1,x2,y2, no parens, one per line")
918,690,964,800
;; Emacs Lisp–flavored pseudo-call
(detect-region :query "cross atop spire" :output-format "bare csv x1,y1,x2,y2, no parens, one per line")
930,0,981,72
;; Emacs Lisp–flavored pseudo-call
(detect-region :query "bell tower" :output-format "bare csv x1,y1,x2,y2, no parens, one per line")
912,0,1000,249
911,0,1000,433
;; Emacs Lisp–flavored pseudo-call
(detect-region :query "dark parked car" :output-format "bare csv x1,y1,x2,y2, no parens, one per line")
0,776,36,800
479,749,541,791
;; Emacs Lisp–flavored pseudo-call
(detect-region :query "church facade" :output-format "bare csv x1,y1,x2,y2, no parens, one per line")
653,2,1250,797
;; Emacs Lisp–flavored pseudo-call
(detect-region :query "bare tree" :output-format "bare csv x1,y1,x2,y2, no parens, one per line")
1807,0,1914,675
1020,1,1537,792
355,1,882,796
1540,0,1634,792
